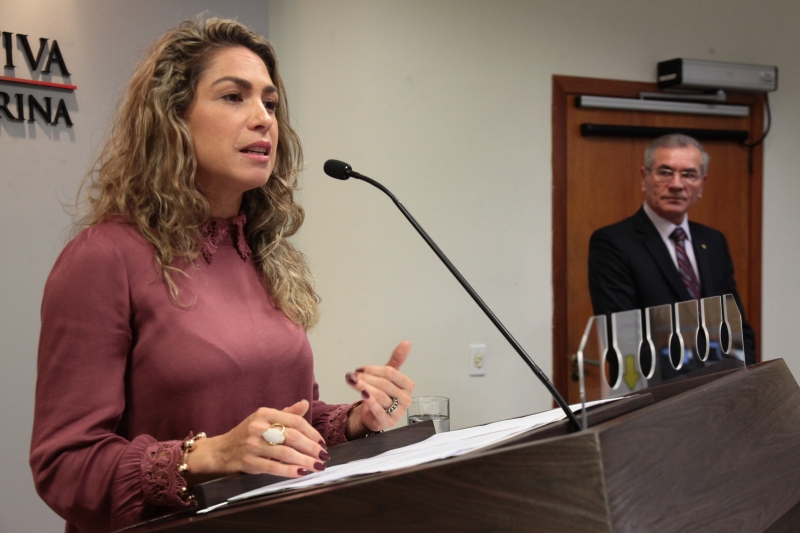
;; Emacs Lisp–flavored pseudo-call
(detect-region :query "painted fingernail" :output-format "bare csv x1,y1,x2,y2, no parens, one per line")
319,450,331,461
361,389,370,400
355,367,365,373
318,439,327,449
298,468,311,476
314,462,326,472
345,373,358,385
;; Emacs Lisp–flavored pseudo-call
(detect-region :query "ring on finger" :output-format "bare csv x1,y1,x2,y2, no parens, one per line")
263,423,286,446
385,397,400,414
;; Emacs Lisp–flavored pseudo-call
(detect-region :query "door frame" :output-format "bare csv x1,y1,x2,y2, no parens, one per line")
551,75,764,399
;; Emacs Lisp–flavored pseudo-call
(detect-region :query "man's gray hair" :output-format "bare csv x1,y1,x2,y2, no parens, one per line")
644,134,709,176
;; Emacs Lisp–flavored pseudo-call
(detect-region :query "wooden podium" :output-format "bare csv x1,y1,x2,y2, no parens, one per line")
125,359,800,532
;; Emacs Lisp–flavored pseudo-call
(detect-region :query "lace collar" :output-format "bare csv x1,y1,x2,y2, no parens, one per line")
200,212,252,264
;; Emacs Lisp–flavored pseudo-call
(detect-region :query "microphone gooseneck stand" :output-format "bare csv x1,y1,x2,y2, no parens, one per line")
323,159,582,432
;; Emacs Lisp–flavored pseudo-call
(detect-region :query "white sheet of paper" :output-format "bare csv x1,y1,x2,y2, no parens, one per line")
198,399,619,514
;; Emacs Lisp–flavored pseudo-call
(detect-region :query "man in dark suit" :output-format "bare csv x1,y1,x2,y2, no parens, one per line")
588,134,756,365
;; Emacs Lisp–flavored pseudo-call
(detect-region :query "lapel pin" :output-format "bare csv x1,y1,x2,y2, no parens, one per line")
701,244,707,249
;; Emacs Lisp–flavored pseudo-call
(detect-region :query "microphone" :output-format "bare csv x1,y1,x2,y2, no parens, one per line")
323,159,582,432
323,159,353,180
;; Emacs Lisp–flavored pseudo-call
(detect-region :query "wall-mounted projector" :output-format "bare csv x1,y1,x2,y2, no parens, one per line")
658,58,778,93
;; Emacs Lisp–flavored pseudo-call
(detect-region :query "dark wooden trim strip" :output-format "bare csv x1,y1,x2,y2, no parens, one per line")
748,95,764,363
580,123,749,141
551,76,569,401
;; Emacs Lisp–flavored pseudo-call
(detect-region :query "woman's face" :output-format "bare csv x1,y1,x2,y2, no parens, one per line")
186,46,279,217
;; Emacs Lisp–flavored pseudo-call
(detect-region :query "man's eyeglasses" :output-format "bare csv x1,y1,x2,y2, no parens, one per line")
647,167,703,184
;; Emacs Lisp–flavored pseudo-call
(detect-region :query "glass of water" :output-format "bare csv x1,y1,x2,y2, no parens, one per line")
407,396,450,433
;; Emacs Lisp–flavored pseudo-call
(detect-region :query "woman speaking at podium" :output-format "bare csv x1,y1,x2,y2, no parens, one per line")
30,17,414,533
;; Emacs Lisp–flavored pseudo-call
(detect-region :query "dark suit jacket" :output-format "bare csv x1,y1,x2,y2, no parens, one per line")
588,207,756,364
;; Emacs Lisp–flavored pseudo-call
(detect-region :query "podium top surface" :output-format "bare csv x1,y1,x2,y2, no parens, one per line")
122,360,800,533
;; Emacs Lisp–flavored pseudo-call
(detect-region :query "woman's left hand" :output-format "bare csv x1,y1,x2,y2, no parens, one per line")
344,341,415,439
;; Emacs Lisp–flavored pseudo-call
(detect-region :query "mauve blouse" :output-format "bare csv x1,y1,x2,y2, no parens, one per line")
30,216,350,533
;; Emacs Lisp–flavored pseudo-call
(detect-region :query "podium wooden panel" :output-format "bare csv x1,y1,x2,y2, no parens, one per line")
125,359,800,532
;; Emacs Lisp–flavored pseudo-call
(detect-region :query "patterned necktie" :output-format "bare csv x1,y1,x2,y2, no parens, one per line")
670,227,701,300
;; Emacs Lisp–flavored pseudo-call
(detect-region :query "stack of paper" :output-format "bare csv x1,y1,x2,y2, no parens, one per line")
200,399,617,514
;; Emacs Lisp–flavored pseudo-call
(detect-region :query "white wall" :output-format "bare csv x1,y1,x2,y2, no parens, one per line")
266,0,800,429
3,0,800,531
0,2,269,531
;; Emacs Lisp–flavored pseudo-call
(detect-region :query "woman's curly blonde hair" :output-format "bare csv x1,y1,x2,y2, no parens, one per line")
78,17,319,329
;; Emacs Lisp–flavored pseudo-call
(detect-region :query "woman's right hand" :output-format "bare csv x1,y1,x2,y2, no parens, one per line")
183,400,329,485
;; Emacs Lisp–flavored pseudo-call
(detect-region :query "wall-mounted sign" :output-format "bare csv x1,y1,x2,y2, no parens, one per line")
1,31,74,126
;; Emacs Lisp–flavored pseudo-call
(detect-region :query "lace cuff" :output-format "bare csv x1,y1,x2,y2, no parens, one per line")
140,440,193,509
313,403,352,447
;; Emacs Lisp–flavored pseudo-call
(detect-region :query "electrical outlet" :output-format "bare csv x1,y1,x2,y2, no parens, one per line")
470,344,486,376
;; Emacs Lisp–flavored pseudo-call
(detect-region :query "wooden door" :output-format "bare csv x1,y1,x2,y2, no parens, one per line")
552,76,764,403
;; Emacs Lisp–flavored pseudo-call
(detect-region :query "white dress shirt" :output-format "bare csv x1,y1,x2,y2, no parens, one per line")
642,202,701,280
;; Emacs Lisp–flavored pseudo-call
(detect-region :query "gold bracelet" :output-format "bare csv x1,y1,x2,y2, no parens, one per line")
346,401,382,438
178,432,206,474
177,432,206,504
